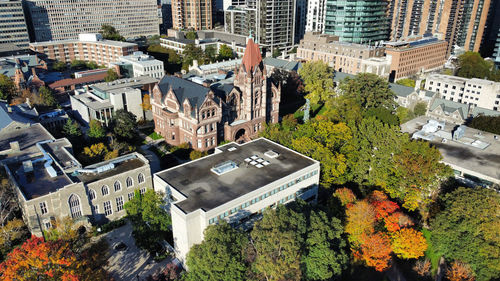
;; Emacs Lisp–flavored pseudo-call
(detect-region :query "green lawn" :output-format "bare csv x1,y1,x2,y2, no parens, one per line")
148,132,163,140
294,103,325,121
422,228,442,275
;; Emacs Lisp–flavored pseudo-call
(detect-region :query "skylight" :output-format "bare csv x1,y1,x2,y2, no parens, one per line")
211,160,238,175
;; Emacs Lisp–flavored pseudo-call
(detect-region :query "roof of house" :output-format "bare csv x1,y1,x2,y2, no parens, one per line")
241,38,262,74
471,107,500,117
155,138,318,214
430,98,469,120
0,54,42,77
262,57,302,72
49,72,108,89
0,102,37,132
157,75,215,115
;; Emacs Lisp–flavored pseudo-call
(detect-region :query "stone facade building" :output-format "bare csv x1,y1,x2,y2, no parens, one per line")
152,38,280,151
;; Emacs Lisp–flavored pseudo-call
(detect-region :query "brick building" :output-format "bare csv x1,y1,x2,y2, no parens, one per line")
152,38,280,151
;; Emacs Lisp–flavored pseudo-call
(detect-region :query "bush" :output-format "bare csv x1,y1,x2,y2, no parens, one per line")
189,150,207,160
96,218,127,234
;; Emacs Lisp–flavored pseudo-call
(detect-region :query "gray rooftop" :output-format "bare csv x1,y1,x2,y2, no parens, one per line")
0,124,54,158
30,39,136,48
91,76,158,92
155,138,317,214
76,154,147,184
430,98,469,120
0,102,37,131
402,116,500,183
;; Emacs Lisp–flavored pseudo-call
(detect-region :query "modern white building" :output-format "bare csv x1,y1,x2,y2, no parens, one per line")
70,76,158,125
116,51,164,79
153,138,320,262
305,0,326,33
424,74,500,112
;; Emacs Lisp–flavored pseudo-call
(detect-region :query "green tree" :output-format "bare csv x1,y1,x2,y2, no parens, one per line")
63,119,82,139
112,109,136,140
413,102,427,116
38,86,57,107
431,187,500,281
185,222,249,281
272,48,281,58
251,205,306,281
185,31,197,40
302,210,347,280
52,61,67,72
85,61,99,70
70,60,87,70
87,119,106,139
298,61,335,104
468,115,500,134
457,52,491,80
217,44,234,61
182,44,205,71
363,107,399,126
104,68,119,82
100,24,125,41
0,74,16,100
0,219,28,259
204,45,217,63
124,189,171,232
395,78,416,88
339,73,396,109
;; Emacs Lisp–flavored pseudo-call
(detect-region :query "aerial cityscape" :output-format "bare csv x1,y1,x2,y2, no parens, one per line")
0,0,499,280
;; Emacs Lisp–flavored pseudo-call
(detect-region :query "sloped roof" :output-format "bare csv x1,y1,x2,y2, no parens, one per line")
389,83,414,97
0,55,41,77
430,98,469,119
49,72,107,89
471,107,500,117
263,57,302,71
0,102,37,131
157,75,212,114
241,38,262,73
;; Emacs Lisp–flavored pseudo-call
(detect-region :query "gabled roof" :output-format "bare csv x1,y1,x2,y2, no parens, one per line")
157,76,213,115
471,107,500,117
0,55,41,77
241,38,262,74
390,83,414,97
430,98,469,120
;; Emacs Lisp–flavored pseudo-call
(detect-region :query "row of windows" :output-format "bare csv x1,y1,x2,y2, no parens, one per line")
208,170,318,224
94,188,146,217
88,173,145,200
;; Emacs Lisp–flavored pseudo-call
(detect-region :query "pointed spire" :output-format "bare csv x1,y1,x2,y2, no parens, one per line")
241,38,262,74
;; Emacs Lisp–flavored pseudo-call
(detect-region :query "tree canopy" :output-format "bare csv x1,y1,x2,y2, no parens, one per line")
467,115,500,135
104,68,119,82
431,187,500,281
100,24,125,41
38,86,57,107
185,31,197,40
339,73,396,110
0,74,16,101
87,119,106,139
112,109,137,140
218,44,234,61
298,61,335,104
63,119,82,139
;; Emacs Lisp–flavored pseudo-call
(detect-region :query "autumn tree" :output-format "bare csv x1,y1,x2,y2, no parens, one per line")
413,259,431,277
185,222,249,281
87,119,106,139
82,142,108,163
0,168,18,227
0,219,29,258
345,200,376,246
391,228,427,259
431,187,500,281
334,187,356,206
446,261,476,281
298,61,335,104
358,233,393,272
38,86,58,107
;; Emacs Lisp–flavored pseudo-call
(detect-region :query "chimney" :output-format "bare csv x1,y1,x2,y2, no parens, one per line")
10,141,19,151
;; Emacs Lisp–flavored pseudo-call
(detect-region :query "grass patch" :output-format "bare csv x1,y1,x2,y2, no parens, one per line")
148,132,163,140
294,102,325,121
422,228,442,275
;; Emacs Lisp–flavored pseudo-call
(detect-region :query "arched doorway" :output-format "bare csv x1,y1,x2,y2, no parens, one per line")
235,128,246,143
68,194,82,218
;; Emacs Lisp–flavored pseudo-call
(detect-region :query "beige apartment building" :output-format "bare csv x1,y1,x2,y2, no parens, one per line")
172,0,212,30
385,36,448,80
24,0,159,42
30,34,138,66
297,32,388,76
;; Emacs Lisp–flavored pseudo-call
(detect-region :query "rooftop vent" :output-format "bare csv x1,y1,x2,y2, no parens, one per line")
211,160,238,175
228,147,237,152
264,150,279,159
22,160,33,173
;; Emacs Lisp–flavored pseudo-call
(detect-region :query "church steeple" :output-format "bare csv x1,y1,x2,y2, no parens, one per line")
241,38,262,74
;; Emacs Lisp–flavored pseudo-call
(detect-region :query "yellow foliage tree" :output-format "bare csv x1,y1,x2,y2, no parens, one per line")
391,228,427,259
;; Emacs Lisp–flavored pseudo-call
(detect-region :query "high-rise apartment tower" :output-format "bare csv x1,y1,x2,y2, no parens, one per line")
0,0,29,51
171,0,213,30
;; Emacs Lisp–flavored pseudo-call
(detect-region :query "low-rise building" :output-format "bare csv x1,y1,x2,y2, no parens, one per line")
153,138,320,262
70,76,158,125
0,54,47,89
0,101,68,133
385,35,448,80
49,71,108,95
0,124,153,236
424,74,500,112
402,116,500,187
113,51,164,79
297,32,387,76
29,34,138,66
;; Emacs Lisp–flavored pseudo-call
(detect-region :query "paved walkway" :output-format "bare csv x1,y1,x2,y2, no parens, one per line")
103,221,171,281
139,144,162,174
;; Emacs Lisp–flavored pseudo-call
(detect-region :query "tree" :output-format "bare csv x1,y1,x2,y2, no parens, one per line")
63,119,82,139
141,93,152,111
104,68,119,82
87,119,106,139
185,31,197,40
251,205,306,281
204,45,217,63
334,187,356,206
185,222,248,281
302,210,347,280
38,86,57,107
189,150,207,160
182,44,205,70
0,169,18,227
298,61,335,104
391,228,427,259
457,52,491,80
339,73,396,109
413,102,427,116
345,200,376,245
413,259,431,277
0,74,16,100
358,233,393,272
431,187,500,281
124,189,171,232
0,219,29,258
52,61,67,72
112,109,137,140
446,261,476,281
70,60,87,70
468,115,500,135
363,107,399,126
82,142,108,162
217,44,234,61
100,24,125,41
395,78,416,88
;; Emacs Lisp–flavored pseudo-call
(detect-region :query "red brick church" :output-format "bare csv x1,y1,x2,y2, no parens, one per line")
151,38,280,151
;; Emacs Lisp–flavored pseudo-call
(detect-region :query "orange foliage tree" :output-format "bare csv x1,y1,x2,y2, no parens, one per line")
359,233,393,271
390,228,427,259
446,261,475,281
334,187,357,206
345,200,376,245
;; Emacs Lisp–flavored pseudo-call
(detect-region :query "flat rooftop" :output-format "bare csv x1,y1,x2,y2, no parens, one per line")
0,124,54,158
71,92,112,110
30,39,136,48
402,116,500,182
76,155,146,184
156,138,317,214
91,76,158,92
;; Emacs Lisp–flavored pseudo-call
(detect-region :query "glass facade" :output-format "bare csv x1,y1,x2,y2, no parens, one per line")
324,0,390,44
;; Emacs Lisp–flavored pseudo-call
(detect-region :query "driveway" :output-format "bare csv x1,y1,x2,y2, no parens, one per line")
103,221,172,281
